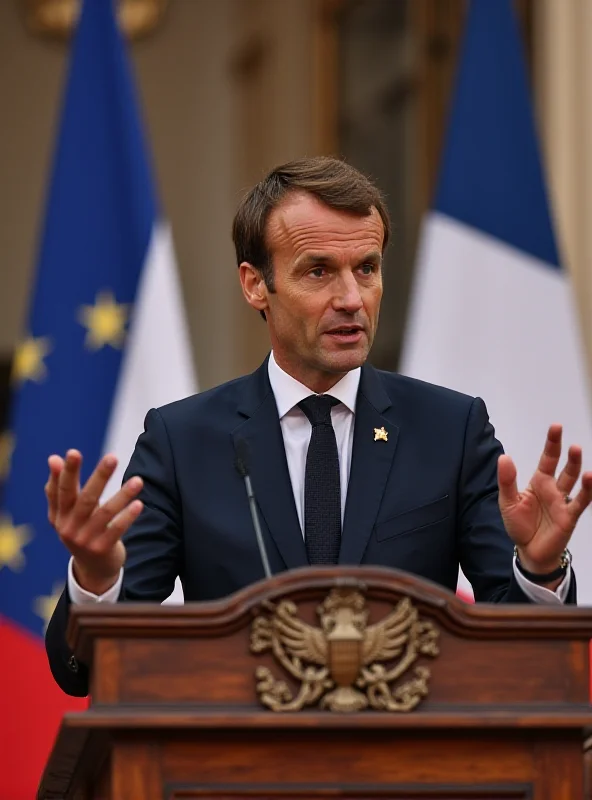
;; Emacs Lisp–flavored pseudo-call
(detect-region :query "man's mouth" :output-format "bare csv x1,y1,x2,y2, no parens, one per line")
324,325,364,341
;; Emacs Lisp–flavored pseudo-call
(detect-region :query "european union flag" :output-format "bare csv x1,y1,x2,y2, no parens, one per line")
0,0,163,795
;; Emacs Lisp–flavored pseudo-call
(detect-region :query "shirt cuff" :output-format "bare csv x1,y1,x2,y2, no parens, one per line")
512,556,571,604
67,557,123,604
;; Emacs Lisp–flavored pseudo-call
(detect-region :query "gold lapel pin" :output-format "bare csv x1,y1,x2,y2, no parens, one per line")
374,426,388,442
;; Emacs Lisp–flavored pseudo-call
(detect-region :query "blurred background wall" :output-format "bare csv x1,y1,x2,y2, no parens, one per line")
0,0,590,412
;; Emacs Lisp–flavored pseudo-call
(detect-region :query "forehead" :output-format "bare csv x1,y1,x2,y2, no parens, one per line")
265,192,384,261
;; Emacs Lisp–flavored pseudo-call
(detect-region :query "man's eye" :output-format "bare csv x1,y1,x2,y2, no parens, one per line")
310,267,325,278
360,263,375,275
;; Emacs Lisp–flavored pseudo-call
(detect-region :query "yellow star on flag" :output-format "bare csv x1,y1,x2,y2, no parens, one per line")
78,290,130,350
34,582,64,632
0,432,15,481
11,335,52,385
0,514,32,571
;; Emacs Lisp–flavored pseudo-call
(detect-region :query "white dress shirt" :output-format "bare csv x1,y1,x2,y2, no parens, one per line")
68,351,570,604
268,350,360,530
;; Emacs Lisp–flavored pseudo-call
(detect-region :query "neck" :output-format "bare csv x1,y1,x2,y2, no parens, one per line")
272,351,347,394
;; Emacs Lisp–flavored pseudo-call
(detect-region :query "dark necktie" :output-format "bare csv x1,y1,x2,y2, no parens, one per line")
298,394,341,565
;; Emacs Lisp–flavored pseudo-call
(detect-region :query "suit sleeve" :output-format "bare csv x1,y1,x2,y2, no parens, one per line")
457,397,576,604
45,407,183,696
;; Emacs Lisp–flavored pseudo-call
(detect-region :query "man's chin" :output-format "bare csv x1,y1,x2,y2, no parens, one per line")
318,346,369,374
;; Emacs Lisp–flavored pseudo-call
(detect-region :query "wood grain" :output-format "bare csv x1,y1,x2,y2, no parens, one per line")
111,740,162,800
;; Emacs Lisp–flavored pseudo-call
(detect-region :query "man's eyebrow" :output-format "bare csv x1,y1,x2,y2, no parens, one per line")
295,253,338,269
358,251,382,265
295,251,383,268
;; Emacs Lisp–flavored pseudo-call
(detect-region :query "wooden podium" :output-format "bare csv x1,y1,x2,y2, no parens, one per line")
38,566,592,800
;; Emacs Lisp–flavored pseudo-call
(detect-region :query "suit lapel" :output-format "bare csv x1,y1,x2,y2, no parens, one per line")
233,359,308,570
339,364,399,564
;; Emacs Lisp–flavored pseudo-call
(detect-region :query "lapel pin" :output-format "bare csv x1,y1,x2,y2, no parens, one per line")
374,426,388,442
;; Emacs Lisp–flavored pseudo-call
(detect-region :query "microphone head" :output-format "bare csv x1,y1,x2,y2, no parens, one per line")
234,437,250,478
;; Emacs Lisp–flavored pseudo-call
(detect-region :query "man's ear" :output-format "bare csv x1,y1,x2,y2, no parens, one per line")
239,263,268,313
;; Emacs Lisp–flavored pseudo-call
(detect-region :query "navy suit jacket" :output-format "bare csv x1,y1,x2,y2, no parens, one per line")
45,357,576,695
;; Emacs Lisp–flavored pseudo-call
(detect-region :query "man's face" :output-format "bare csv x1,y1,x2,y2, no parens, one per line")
241,192,384,392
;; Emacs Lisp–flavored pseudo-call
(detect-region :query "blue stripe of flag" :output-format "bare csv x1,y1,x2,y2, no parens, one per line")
434,0,560,269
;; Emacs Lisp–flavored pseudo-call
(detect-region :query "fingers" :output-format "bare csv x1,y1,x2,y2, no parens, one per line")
57,450,82,517
556,444,582,497
50,449,145,586
536,424,563,477
75,496,144,557
567,470,592,521
67,453,118,532
497,454,520,509
88,476,143,536
58,474,143,589
99,498,144,551
45,455,64,526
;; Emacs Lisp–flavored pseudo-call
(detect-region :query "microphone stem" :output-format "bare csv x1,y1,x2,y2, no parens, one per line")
244,474,272,579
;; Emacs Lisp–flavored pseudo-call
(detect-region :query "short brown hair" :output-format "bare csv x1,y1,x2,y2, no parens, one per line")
232,156,390,291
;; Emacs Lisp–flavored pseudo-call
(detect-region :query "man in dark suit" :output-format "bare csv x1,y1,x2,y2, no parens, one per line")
45,157,592,697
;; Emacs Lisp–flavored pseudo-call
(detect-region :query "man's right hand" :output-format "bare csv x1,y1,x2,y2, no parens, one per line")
45,450,144,595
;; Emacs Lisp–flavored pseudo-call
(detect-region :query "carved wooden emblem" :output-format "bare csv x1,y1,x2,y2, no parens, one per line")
250,588,439,712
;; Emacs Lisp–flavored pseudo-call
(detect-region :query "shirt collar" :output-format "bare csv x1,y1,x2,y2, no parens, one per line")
268,351,360,419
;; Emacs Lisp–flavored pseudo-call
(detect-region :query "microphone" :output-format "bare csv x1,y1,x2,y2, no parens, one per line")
234,437,272,579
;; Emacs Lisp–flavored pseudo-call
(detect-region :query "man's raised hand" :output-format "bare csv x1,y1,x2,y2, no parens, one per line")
497,424,592,581
45,449,143,595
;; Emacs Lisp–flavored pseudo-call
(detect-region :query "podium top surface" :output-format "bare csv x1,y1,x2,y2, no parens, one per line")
68,565,592,659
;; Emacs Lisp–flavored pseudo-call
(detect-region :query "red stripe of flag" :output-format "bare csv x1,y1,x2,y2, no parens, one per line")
0,619,87,800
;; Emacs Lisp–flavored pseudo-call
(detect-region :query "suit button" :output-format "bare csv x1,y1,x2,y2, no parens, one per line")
68,655,79,673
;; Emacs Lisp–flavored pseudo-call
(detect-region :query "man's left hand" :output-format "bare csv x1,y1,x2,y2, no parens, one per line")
498,423,592,580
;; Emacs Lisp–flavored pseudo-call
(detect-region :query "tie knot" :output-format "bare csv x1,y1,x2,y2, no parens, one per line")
298,394,339,427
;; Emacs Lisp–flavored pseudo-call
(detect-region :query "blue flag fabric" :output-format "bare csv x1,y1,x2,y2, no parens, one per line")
434,0,560,269
1,0,156,639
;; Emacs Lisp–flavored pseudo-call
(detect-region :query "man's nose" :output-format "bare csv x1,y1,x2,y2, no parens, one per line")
333,273,363,313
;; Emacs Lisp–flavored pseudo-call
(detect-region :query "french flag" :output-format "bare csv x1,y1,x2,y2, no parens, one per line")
0,0,194,796
400,0,592,603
